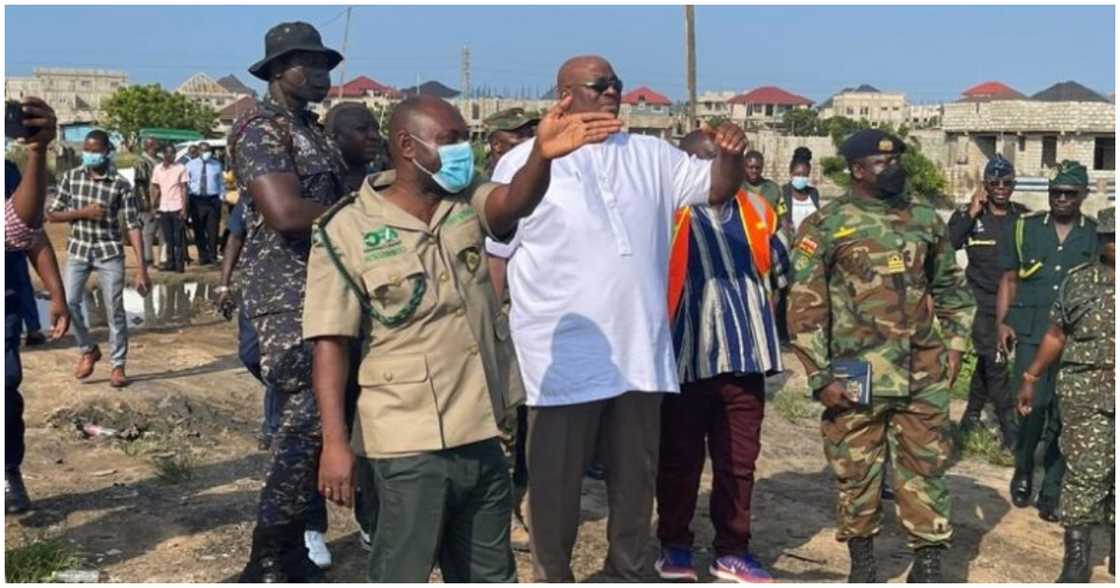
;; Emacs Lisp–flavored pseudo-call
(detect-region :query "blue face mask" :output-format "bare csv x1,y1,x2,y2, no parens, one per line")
791,176,810,191
82,152,108,168
200,152,212,161
411,135,475,194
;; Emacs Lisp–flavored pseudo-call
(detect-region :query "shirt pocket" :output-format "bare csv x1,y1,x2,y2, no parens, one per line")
360,254,434,326
355,354,442,453
442,217,487,286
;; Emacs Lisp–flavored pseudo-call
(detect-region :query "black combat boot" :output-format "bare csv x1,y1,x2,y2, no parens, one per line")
906,545,944,583
847,536,879,583
5,470,31,514
239,526,288,583
1056,526,1092,583
1109,525,1114,577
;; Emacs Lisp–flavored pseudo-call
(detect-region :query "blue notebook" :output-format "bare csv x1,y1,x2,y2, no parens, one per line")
832,359,872,406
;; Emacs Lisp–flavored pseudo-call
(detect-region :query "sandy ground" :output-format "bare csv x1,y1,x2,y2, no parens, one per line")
5,225,1112,582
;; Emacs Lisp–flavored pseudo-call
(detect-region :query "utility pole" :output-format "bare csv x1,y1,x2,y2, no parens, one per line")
335,6,352,99
685,5,697,129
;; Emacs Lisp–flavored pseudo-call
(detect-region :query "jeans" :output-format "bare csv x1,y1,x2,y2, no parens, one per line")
158,213,186,270
188,197,221,264
138,211,158,266
64,255,128,368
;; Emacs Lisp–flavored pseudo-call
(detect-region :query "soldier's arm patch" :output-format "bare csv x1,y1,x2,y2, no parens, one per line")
798,237,819,256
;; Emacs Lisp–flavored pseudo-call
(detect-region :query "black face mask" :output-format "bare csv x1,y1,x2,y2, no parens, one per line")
874,163,907,198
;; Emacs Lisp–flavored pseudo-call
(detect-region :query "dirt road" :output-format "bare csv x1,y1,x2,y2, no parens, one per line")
5,237,1112,581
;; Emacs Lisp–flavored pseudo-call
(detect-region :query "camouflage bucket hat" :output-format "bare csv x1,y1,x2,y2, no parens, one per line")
483,107,540,132
1097,207,1114,234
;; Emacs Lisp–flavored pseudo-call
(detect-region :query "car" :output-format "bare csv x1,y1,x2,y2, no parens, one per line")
174,138,227,165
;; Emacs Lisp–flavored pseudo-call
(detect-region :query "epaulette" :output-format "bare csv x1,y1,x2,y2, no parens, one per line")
314,192,359,231
1022,210,1047,219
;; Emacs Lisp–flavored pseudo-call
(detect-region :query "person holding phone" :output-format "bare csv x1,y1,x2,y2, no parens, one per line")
6,96,71,513
947,155,1028,451
46,129,151,388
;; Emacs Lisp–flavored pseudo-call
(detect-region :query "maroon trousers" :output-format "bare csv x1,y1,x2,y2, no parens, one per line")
656,373,765,556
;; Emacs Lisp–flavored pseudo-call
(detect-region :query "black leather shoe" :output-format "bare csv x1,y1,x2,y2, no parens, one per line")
5,471,31,514
1009,470,1032,508
1037,493,1060,522
24,331,47,346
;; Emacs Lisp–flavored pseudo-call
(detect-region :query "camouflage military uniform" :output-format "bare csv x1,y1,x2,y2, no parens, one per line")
229,94,346,529
787,192,975,548
1051,254,1115,527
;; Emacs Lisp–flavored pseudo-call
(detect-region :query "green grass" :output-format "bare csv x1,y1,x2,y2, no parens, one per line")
4,538,80,583
772,390,819,422
950,351,977,401
151,453,196,484
954,424,1015,468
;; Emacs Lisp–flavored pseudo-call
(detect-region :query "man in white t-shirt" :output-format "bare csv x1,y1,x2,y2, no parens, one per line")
490,54,748,581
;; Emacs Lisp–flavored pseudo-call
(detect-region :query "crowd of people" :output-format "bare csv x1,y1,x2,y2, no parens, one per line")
4,18,1115,584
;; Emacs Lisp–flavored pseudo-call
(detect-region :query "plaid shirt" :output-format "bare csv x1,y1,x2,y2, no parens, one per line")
49,166,139,261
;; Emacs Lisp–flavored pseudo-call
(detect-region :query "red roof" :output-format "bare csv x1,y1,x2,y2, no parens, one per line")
218,95,256,120
961,81,1024,100
728,86,813,106
621,86,671,106
329,75,400,98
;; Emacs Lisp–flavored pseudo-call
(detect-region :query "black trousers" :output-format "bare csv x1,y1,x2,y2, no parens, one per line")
188,197,221,264
6,309,25,475
158,213,186,270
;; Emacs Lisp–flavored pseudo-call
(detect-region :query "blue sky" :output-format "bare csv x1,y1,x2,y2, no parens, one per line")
5,4,1115,103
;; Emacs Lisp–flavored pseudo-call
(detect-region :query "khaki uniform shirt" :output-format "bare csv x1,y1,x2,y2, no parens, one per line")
302,171,523,458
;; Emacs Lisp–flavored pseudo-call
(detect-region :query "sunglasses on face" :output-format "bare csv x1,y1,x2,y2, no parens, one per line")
578,77,623,95
1050,190,1081,201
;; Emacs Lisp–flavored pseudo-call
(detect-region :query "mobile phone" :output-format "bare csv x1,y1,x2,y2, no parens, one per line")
5,100,32,139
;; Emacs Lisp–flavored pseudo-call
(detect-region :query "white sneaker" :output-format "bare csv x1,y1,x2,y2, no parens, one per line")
304,530,332,569
359,529,372,552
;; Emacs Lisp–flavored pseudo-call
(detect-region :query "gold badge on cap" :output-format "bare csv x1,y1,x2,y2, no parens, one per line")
878,138,894,153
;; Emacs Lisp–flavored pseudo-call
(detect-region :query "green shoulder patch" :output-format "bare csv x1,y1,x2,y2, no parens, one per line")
445,207,477,228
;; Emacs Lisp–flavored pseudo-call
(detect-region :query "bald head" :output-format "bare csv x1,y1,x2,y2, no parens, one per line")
679,130,717,160
386,96,472,193
556,55,621,116
387,96,468,159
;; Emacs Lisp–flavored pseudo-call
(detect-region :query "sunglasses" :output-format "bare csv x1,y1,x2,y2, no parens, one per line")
985,179,1015,188
577,77,623,95
1049,190,1081,201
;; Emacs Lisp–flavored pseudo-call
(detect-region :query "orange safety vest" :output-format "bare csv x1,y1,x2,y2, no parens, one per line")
667,189,778,320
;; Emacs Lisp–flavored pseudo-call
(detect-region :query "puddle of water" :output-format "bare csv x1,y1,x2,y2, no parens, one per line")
34,281,219,331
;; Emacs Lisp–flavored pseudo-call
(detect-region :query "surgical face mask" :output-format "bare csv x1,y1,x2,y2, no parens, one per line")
791,176,810,191
874,163,907,198
82,152,108,168
200,152,212,161
410,135,475,194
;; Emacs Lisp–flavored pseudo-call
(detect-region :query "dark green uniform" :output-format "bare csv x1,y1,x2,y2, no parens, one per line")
1000,211,1098,504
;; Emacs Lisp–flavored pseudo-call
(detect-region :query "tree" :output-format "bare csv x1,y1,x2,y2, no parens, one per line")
100,84,219,148
782,108,820,136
